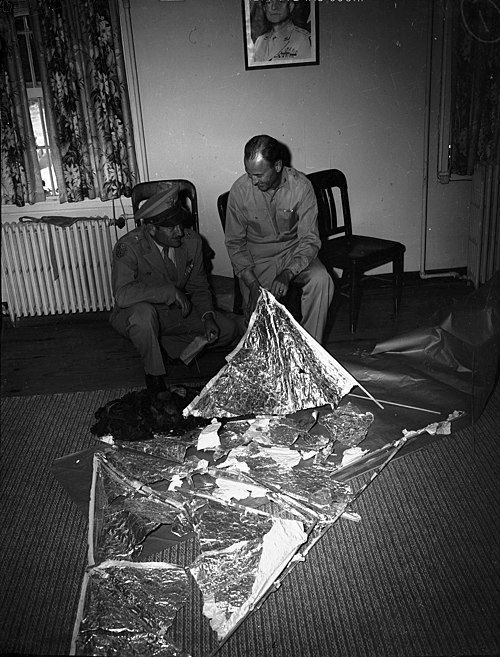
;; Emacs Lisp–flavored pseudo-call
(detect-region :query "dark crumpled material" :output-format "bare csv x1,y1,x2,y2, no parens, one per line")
91,388,209,441
371,272,500,420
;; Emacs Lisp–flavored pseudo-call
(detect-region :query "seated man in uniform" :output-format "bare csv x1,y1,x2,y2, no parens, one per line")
225,134,334,344
253,0,311,63
110,185,241,394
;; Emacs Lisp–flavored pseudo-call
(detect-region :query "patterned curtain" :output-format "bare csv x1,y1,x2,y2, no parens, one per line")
1,0,138,206
450,3,500,175
0,12,45,206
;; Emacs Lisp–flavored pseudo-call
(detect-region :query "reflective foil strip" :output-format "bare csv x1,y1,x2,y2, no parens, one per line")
74,560,190,656
183,289,359,418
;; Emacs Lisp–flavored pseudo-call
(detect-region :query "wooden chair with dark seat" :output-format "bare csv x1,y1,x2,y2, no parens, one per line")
307,168,405,333
131,179,199,231
217,190,301,318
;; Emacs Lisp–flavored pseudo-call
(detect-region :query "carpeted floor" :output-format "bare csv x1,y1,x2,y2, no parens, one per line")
1,385,499,657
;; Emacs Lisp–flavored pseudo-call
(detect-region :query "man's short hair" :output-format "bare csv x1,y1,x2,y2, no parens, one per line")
244,135,282,165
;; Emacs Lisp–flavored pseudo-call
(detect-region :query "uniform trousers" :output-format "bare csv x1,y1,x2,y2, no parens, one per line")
110,303,241,376
239,257,334,344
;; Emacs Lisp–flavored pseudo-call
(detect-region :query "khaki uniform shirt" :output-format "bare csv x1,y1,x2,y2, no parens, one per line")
225,166,320,283
110,225,213,316
253,23,311,62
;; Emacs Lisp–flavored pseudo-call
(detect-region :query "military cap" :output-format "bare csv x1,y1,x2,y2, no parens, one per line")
135,185,184,227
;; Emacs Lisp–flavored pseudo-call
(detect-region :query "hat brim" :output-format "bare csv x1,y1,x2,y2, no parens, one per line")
145,205,188,228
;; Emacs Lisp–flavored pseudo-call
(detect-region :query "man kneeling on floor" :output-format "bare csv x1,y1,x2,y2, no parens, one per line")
110,185,241,394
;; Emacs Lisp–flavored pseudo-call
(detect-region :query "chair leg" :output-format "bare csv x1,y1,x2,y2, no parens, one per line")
327,270,347,327
349,269,362,333
393,254,404,316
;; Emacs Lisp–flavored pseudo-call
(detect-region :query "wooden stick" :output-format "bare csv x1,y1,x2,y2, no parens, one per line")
348,393,441,415
352,382,385,409
350,434,410,504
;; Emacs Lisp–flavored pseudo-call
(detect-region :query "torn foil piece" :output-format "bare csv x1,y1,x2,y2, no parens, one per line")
104,446,204,486
190,519,307,640
183,289,360,418
216,444,353,520
194,498,274,554
90,453,193,566
319,403,374,447
73,560,190,657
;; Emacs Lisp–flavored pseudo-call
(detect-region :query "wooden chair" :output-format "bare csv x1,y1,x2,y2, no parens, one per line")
217,191,301,317
131,179,199,230
307,169,405,333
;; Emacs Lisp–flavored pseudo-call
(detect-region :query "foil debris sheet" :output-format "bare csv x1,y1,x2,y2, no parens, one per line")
92,454,194,565
190,518,307,640
123,494,193,538
193,498,274,553
104,446,209,487
92,457,147,564
208,419,254,460
190,539,263,637
82,428,354,650
104,447,186,485
74,560,190,657
115,432,201,463
217,444,353,519
243,414,319,447
318,402,374,447
183,289,360,418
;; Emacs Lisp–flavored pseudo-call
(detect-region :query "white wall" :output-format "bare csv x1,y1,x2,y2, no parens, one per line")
2,0,471,283
130,0,469,278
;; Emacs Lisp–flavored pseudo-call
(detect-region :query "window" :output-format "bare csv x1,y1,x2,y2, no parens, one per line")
15,11,58,198
2,0,140,207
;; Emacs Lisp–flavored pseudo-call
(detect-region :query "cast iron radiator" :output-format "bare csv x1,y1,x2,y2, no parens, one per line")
1,217,119,323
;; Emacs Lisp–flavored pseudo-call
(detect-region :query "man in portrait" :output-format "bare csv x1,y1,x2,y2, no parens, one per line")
253,0,311,63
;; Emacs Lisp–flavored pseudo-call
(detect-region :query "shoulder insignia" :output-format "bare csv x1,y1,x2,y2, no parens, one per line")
114,242,128,259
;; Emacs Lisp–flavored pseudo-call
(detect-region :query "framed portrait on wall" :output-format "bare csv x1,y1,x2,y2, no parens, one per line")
243,0,319,70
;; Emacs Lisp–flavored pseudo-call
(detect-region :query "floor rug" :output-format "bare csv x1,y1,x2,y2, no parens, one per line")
1,385,499,656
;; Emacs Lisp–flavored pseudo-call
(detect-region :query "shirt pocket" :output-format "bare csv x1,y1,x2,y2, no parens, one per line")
276,208,297,236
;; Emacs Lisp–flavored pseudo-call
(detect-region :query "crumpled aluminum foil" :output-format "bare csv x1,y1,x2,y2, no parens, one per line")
92,454,194,565
215,446,352,520
74,289,373,652
183,289,360,418
74,560,190,656
318,402,374,447
190,539,263,636
193,498,274,553
114,433,198,463
104,447,193,485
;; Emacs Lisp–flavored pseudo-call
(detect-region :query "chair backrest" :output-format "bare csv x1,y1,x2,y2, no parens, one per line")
217,190,245,313
131,179,199,230
217,191,230,230
307,169,353,239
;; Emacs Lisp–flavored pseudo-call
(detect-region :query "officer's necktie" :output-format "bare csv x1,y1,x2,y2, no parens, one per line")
163,247,177,282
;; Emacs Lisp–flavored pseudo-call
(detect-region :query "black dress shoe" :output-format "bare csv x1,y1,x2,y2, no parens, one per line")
145,373,167,394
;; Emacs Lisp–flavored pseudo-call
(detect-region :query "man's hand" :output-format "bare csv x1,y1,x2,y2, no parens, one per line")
270,269,294,299
174,289,191,317
203,314,220,344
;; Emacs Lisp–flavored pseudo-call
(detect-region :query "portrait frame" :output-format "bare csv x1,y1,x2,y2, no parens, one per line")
243,0,319,70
